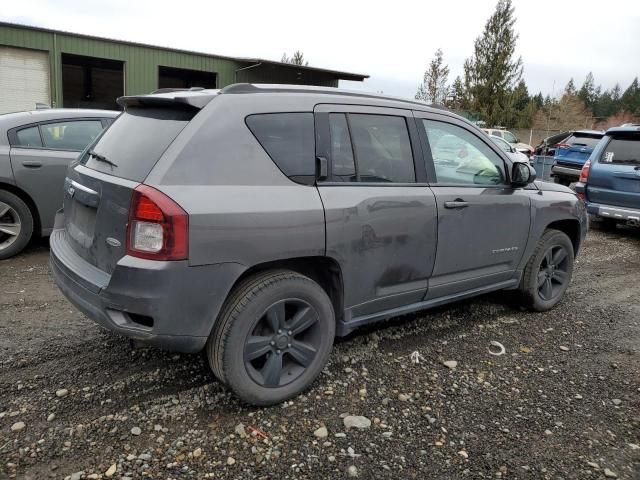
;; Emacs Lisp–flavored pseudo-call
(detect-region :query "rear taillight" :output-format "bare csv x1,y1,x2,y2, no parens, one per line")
579,160,591,184
126,185,188,261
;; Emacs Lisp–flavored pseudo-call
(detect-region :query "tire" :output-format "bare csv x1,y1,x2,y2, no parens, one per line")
0,190,34,260
207,270,335,406
519,229,574,311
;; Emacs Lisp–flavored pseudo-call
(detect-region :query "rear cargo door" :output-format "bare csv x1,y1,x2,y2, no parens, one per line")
587,134,640,209
61,105,198,274
555,134,602,167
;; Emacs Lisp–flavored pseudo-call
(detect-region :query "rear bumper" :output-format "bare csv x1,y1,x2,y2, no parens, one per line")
50,227,245,353
551,164,581,179
585,202,640,222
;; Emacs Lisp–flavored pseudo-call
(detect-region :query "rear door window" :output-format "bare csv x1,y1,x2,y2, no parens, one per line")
80,107,195,181
328,113,356,181
348,114,415,183
601,137,640,165
246,113,316,184
40,120,104,151
15,126,42,148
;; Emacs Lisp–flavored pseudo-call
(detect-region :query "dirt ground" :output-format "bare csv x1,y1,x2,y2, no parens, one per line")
1,225,638,480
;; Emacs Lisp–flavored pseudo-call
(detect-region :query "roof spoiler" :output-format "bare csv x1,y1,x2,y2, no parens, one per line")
116,93,214,110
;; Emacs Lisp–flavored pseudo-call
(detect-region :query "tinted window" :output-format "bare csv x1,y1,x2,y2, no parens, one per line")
566,134,602,148
348,114,415,183
422,120,505,185
81,107,195,181
41,120,104,151
329,113,356,181
246,113,315,183
601,137,640,165
15,126,42,147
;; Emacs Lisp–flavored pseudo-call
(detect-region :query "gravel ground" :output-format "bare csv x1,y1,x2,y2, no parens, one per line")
1,226,639,480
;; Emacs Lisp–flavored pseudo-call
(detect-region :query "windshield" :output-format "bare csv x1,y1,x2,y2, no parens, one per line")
80,107,196,181
502,131,517,144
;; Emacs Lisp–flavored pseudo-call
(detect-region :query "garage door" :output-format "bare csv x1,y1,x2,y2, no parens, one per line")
0,47,51,114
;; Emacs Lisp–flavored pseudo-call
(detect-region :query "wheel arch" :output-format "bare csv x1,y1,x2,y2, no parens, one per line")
0,182,41,236
545,219,581,254
220,256,345,326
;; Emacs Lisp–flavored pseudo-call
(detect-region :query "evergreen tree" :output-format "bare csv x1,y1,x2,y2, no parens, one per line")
463,0,523,126
532,92,544,109
578,72,597,111
446,75,466,110
415,48,450,104
621,77,640,115
564,78,576,96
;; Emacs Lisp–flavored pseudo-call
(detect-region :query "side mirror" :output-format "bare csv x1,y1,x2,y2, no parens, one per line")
511,162,536,186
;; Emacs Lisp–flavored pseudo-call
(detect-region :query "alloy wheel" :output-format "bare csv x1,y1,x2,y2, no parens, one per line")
537,245,569,301
0,201,21,251
244,299,321,388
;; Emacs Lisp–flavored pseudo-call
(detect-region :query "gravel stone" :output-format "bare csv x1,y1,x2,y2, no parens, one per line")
55,388,68,398
343,415,372,430
313,426,328,439
130,426,142,436
10,421,25,432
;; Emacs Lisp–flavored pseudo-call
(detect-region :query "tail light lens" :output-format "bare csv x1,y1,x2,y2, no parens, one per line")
579,160,591,183
126,185,188,261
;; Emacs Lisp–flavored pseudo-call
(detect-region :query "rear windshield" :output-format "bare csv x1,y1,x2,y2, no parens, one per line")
80,107,195,181
566,134,602,148
601,137,640,165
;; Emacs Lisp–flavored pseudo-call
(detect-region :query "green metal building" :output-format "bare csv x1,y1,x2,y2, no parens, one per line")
0,22,367,113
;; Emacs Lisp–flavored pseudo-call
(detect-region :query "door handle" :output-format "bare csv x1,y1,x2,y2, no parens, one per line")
22,161,43,168
444,200,468,209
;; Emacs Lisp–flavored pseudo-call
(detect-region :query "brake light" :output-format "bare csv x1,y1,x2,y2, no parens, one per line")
578,160,591,184
126,185,188,261
556,143,571,149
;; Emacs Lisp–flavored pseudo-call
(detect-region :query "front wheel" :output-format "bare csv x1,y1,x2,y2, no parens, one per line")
519,229,574,311
207,270,335,406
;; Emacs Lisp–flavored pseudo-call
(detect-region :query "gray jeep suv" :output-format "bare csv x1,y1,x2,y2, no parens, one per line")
0,108,118,259
50,84,587,405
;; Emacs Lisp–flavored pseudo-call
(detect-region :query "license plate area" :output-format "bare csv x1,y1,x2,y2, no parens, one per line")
66,198,97,248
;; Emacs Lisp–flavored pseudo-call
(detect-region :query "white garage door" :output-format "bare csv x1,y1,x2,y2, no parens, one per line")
0,47,51,114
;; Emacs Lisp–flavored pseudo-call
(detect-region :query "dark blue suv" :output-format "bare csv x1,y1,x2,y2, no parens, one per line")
575,125,640,227
551,130,604,186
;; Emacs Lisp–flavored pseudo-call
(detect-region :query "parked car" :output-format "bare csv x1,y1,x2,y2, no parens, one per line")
575,124,640,228
550,130,604,186
482,128,534,155
0,108,119,259
533,131,571,157
489,135,531,163
50,84,587,406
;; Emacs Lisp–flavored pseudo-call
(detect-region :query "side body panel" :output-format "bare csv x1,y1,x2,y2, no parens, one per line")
10,147,78,234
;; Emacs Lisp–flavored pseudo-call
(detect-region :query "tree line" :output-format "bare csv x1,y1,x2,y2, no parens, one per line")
415,0,640,131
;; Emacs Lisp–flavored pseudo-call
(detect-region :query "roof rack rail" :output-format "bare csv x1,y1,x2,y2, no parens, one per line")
219,83,453,111
151,87,206,94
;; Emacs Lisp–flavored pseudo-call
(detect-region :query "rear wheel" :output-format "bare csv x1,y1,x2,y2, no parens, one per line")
519,229,574,311
207,270,335,406
0,190,33,260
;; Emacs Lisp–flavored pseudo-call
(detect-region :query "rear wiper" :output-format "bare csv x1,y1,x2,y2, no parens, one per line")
88,150,117,168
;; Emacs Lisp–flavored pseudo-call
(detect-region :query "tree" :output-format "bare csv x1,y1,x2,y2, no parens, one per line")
281,50,308,66
463,0,523,126
578,72,597,111
621,77,640,115
445,75,466,110
533,94,592,132
564,78,576,96
532,92,544,109
415,48,450,104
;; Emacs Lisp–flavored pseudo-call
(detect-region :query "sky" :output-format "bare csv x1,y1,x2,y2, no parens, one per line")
2,0,639,99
